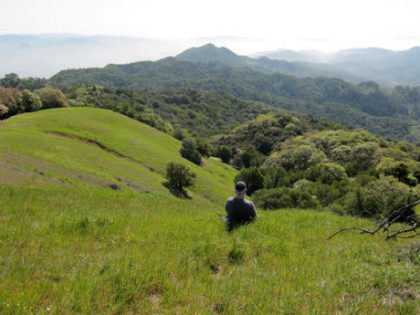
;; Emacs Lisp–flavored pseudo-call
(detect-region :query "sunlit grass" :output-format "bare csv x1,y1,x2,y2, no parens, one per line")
0,108,237,202
0,108,418,314
0,186,418,314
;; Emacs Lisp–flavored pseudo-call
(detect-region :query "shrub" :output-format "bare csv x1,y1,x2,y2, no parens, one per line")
361,176,419,220
253,187,317,210
309,180,350,207
342,176,420,220
0,87,20,115
241,147,265,168
173,128,187,140
196,138,212,157
0,104,9,117
263,166,287,189
36,87,70,108
343,160,374,176
180,138,202,165
17,89,42,112
305,162,347,184
215,145,232,164
234,167,264,196
265,144,327,171
165,162,196,191
378,160,417,186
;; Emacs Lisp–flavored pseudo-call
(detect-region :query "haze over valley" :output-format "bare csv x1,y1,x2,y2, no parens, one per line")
2,34,420,87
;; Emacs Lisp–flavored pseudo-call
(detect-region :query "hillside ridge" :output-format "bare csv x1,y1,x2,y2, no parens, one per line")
0,107,237,202
49,55,420,142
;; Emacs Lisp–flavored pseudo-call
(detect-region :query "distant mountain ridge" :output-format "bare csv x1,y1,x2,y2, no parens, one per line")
49,45,420,142
2,34,420,86
254,46,420,86
176,43,242,64
176,43,360,81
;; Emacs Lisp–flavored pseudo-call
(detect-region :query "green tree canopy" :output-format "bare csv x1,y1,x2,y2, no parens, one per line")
36,87,70,109
234,167,264,196
180,138,202,165
165,162,196,191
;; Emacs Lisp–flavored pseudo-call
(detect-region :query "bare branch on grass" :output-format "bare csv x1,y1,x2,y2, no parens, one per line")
327,200,420,241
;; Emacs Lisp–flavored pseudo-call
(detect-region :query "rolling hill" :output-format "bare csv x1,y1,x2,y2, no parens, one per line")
49,45,420,142
1,107,419,313
0,107,236,202
175,43,356,80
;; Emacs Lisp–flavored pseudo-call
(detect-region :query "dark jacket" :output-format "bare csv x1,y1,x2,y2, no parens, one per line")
225,197,257,230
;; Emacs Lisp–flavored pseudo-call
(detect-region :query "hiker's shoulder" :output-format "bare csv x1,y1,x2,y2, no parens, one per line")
245,198,256,206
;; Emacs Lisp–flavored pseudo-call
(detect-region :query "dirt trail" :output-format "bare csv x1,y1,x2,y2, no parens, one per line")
45,131,155,172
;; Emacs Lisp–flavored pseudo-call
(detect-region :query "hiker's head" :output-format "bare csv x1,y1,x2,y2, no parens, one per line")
235,181,247,196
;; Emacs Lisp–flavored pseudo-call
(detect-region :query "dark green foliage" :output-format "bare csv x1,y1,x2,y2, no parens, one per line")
251,124,420,216
49,57,420,141
383,162,417,186
136,109,173,134
62,85,273,137
343,161,374,177
165,162,196,190
263,167,287,189
354,173,378,187
253,187,317,210
340,176,420,220
308,180,350,207
0,73,48,90
304,163,347,184
0,86,42,117
36,87,70,108
172,128,187,140
1,73,20,88
241,148,265,168
0,104,8,117
196,138,212,157
414,170,420,182
215,145,232,164
17,89,42,112
180,138,202,165
214,112,327,156
234,167,264,196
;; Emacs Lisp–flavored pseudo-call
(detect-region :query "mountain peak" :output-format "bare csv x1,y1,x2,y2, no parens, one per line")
175,43,241,64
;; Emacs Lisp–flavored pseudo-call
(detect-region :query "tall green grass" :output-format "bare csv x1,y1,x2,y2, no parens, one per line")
0,186,418,314
0,108,418,313
0,108,237,202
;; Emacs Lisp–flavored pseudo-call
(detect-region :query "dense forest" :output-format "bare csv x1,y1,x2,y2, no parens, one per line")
48,49,420,142
1,73,418,222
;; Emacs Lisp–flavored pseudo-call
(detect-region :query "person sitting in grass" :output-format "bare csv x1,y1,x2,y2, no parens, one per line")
224,181,257,231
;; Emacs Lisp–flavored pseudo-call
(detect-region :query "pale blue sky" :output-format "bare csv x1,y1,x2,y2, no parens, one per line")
1,0,420,53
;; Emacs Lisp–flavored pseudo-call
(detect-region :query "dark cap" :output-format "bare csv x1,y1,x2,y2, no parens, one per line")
235,181,247,191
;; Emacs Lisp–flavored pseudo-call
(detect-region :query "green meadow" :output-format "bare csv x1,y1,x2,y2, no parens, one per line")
0,108,418,314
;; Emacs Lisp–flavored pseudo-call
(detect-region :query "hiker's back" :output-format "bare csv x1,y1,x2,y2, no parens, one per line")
225,197,256,224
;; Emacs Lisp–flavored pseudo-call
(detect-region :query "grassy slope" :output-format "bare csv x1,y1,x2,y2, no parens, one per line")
0,107,236,202
0,108,418,314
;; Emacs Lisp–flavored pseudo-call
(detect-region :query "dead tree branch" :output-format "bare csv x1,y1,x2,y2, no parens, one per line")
327,200,420,241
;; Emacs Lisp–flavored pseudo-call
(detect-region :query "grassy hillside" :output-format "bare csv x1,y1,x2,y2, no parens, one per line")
1,186,419,314
0,107,236,202
0,108,419,314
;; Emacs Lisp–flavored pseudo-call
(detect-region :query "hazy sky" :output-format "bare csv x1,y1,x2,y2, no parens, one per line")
1,0,420,53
